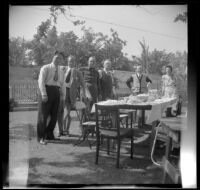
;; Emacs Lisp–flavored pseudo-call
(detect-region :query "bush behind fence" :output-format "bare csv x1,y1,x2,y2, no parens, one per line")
9,80,38,103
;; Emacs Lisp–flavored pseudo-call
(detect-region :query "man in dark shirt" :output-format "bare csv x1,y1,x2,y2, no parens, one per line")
80,56,101,111
99,59,114,100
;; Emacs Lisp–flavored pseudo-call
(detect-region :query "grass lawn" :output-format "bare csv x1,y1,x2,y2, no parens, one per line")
9,110,167,186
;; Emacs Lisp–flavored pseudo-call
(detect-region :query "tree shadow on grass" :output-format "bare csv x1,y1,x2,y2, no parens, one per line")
27,146,163,185
47,135,97,149
9,124,36,141
27,158,45,184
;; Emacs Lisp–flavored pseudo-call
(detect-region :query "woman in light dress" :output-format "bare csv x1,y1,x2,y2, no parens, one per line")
161,65,177,98
161,65,180,116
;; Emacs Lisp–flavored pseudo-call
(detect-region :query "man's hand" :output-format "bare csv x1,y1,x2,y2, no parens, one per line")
98,95,102,101
147,82,151,88
82,93,86,99
42,95,48,103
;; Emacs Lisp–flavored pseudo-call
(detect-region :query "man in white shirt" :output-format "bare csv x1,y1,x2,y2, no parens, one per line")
37,51,65,145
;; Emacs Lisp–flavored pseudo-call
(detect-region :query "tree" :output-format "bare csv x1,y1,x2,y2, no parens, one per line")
9,37,25,65
49,5,85,27
148,49,171,74
174,11,187,23
138,38,150,74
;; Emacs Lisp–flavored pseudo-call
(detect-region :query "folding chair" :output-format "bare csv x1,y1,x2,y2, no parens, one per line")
73,98,96,149
149,120,171,166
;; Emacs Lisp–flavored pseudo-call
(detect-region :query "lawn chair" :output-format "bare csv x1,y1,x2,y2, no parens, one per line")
95,104,134,168
149,120,171,166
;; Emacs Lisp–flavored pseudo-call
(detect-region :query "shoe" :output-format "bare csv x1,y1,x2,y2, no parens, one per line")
39,139,47,145
57,133,62,137
58,133,66,137
65,131,70,136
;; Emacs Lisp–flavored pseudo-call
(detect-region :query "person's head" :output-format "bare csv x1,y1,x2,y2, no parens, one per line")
67,55,75,68
103,59,112,71
52,51,64,66
165,65,173,75
136,65,143,74
88,56,96,68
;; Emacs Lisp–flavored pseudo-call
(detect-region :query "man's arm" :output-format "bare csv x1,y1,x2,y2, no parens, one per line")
61,67,66,101
78,70,86,97
97,70,101,98
38,66,48,96
126,76,133,89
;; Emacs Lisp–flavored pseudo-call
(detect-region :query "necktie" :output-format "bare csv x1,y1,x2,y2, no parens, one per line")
65,69,71,83
54,66,58,81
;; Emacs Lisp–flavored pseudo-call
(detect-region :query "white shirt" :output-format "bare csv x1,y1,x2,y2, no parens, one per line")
38,63,64,96
64,67,71,88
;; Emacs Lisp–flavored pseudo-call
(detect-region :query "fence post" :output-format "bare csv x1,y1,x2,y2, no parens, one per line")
9,85,12,99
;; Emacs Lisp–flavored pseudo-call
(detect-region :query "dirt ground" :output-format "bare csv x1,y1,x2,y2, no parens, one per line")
8,110,173,188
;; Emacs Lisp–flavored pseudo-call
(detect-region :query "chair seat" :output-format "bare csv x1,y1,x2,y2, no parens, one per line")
100,128,134,138
82,121,96,126
119,114,129,119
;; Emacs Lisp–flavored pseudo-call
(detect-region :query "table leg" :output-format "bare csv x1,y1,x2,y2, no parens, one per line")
141,110,145,126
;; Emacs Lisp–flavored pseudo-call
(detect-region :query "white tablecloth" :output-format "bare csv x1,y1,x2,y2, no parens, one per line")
91,98,177,124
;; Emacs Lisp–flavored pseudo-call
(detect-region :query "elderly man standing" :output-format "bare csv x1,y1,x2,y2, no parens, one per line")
37,51,64,145
80,56,101,111
126,65,152,95
99,59,114,101
126,65,152,127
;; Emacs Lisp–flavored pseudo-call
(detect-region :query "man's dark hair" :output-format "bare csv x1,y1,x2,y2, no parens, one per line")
166,65,173,72
54,50,65,58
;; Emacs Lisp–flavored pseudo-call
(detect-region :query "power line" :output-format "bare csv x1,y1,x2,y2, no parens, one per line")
70,14,186,41
21,6,50,12
20,6,186,41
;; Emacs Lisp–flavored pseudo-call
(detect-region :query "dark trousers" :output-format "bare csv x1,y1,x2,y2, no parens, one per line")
37,85,60,141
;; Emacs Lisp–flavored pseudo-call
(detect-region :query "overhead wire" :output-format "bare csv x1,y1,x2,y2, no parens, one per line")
70,14,186,41
19,6,186,41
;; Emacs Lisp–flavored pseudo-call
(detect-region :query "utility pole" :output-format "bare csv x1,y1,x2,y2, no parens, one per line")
22,36,25,66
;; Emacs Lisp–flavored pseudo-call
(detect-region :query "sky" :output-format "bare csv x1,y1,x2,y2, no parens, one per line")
9,5,187,58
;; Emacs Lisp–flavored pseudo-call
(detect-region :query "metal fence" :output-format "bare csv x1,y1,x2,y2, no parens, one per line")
9,80,38,104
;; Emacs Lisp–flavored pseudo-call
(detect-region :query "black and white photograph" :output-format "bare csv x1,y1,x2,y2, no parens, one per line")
7,4,196,188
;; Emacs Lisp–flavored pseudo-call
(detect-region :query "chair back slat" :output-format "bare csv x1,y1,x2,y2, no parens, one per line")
162,156,181,184
95,104,120,136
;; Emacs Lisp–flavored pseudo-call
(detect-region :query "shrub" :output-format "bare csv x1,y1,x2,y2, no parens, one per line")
9,98,17,111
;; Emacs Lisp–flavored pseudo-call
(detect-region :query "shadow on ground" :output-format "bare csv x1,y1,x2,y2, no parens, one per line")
9,124,36,141
27,137,164,185
9,113,166,186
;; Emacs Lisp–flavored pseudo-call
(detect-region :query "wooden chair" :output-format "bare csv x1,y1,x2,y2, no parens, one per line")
95,104,134,168
119,109,137,128
162,156,181,184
